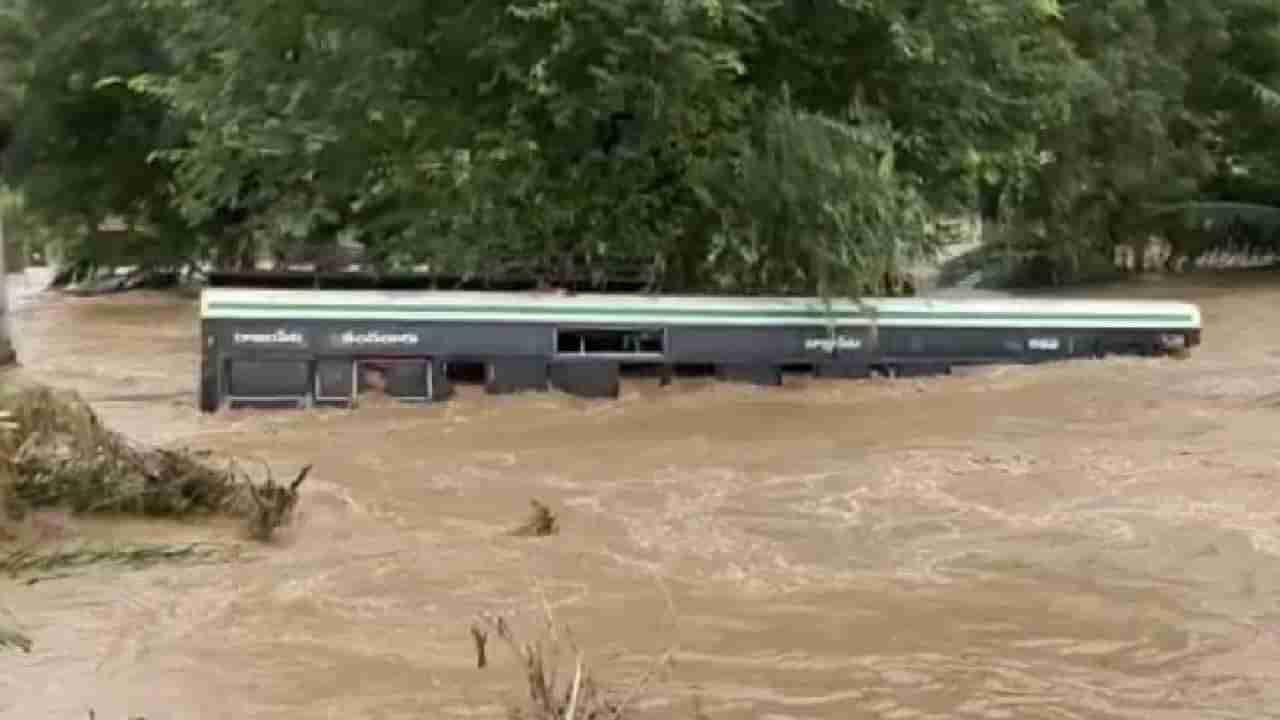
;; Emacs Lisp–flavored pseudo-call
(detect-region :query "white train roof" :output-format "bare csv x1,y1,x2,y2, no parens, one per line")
200,288,1201,330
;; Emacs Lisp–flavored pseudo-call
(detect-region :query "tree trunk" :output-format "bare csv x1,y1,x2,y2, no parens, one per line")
0,212,15,366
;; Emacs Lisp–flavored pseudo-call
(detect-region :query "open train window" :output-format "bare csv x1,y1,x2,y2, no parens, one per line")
555,328,665,356
355,358,431,401
445,361,488,385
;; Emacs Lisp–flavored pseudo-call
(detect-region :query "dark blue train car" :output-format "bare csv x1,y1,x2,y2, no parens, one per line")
198,289,1202,411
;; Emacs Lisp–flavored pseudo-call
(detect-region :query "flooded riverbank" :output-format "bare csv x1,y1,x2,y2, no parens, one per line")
3,269,1280,719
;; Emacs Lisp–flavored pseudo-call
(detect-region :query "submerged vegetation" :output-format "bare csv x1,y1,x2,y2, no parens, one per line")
2,542,234,578
243,463,310,542
0,385,308,542
0,384,304,668
0,622,31,653
473,609,675,720
1,386,238,517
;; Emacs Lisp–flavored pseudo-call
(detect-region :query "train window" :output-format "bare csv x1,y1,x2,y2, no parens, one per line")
356,359,431,400
445,361,488,385
555,328,665,356
228,360,309,399
315,359,355,401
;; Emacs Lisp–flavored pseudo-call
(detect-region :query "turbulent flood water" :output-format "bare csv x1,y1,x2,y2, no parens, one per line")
4,269,1280,719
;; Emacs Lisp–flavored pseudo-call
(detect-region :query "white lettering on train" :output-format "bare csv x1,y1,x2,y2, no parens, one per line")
233,329,305,345
805,335,863,352
1028,337,1061,351
337,330,421,346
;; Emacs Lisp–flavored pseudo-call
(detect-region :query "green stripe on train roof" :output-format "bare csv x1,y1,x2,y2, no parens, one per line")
205,301,1194,323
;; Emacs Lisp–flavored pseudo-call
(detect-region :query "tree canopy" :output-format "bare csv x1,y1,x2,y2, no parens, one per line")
2,0,1280,291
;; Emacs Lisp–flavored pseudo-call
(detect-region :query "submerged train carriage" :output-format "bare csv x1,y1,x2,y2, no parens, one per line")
197,289,1202,411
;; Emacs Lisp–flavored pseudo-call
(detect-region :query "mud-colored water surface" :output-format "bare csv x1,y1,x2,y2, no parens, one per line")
3,269,1280,719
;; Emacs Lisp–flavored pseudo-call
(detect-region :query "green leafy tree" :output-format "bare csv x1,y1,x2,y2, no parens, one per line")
3,0,186,271
128,0,1085,294
9,0,1280,291
993,0,1280,281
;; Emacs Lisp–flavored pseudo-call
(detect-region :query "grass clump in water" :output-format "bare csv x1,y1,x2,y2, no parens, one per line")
0,386,238,517
0,385,308,542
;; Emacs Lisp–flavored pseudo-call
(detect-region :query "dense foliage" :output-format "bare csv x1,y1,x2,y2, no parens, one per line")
2,0,1280,290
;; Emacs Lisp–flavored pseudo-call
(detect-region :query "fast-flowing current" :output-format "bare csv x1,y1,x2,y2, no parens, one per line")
3,268,1280,719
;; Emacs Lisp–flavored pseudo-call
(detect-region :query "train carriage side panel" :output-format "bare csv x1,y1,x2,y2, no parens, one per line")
196,289,1203,411
666,324,874,365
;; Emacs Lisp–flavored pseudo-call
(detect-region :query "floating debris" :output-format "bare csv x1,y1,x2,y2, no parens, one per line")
0,624,32,653
2,541,237,578
244,464,310,541
0,385,311,544
1,386,238,517
510,500,559,538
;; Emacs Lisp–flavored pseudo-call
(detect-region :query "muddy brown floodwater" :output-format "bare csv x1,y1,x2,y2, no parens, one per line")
3,269,1280,719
